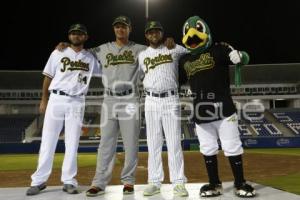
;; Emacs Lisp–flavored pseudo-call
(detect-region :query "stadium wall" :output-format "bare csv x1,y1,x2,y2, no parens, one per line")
1,137,300,154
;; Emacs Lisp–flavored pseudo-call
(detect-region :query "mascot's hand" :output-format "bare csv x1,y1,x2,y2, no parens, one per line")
229,50,242,64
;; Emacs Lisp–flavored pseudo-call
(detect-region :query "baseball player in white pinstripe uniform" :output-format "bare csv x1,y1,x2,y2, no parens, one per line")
138,21,189,197
26,24,101,196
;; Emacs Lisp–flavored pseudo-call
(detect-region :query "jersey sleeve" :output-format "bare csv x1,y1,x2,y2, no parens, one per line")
218,42,234,65
175,44,189,56
136,44,147,55
42,50,59,78
137,52,145,81
92,58,102,77
88,44,103,62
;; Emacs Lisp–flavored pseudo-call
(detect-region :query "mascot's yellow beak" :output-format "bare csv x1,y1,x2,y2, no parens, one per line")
182,28,208,50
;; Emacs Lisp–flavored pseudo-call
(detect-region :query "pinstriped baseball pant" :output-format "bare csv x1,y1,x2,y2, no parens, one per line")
145,95,187,186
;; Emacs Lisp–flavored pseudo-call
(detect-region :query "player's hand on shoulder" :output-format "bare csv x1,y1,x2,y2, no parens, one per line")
39,99,48,114
55,42,70,52
164,37,176,50
229,50,242,64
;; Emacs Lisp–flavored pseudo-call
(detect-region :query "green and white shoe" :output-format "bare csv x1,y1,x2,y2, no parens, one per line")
173,184,189,197
143,184,160,196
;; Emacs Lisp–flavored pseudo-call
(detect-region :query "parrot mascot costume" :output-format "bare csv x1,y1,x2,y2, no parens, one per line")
178,16,256,198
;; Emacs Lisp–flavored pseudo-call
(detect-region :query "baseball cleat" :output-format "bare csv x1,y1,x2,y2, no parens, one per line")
235,182,256,198
86,186,105,197
26,183,47,196
199,183,223,197
173,184,189,197
143,184,160,196
62,184,79,194
123,184,134,194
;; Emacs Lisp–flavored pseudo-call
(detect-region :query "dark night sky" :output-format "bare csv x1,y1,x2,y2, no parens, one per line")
1,0,300,70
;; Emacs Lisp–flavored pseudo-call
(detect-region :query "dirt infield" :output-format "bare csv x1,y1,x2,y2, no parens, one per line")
1,151,300,187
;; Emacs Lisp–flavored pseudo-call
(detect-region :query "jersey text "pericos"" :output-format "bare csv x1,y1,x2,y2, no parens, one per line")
60,57,90,72
144,53,173,73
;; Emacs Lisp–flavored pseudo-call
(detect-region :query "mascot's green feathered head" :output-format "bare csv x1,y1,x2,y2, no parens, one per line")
182,16,212,54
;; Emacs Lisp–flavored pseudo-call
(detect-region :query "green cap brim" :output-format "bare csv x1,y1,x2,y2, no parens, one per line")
145,27,163,34
68,29,87,34
112,21,130,26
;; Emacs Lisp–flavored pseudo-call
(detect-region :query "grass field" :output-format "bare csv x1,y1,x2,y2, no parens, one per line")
245,148,300,156
0,148,299,195
0,153,100,171
245,148,300,195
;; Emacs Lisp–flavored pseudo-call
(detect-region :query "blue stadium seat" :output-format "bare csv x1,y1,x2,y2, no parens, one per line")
0,114,36,143
271,110,300,136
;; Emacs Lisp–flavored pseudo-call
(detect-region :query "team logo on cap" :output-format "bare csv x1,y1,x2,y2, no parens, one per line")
74,24,81,29
150,21,156,28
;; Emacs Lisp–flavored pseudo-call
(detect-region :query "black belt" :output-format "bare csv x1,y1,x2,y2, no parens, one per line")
106,89,133,96
52,90,70,96
52,90,83,97
145,90,177,98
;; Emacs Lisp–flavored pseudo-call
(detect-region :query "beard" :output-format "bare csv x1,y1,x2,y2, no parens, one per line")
148,38,163,46
70,40,84,46
69,37,85,46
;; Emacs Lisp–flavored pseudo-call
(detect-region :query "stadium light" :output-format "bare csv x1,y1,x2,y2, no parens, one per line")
145,0,149,19
144,0,159,20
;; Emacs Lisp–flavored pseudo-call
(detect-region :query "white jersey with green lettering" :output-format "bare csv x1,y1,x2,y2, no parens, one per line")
30,46,100,187
138,44,188,186
138,44,188,92
43,47,100,96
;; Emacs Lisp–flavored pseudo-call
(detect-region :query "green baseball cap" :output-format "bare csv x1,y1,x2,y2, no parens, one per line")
145,21,164,33
68,23,88,34
112,15,131,26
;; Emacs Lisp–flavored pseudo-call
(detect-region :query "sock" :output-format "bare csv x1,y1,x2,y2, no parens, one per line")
228,155,246,187
203,155,221,185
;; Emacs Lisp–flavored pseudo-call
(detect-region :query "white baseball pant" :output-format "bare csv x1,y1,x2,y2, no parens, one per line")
195,113,243,157
31,93,85,186
145,95,187,186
